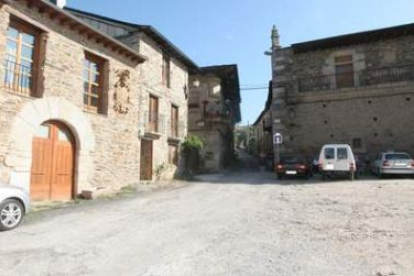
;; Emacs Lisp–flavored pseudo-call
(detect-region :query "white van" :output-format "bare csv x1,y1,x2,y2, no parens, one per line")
318,144,356,180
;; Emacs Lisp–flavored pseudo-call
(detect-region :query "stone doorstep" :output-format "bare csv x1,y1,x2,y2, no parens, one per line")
81,186,112,200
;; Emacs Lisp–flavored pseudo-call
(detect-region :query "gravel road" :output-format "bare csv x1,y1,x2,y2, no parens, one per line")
0,172,413,276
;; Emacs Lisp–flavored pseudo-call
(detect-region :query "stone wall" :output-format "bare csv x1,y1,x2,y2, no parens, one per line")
137,33,188,177
188,75,235,172
0,2,143,193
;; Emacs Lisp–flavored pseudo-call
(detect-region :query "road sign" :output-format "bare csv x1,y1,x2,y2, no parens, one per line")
273,132,283,145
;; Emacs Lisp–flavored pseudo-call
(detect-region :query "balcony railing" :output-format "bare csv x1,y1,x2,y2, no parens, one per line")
141,111,165,134
298,64,414,93
170,121,185,139
3,61,33,95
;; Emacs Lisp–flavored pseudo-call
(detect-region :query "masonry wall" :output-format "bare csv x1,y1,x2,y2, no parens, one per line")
271,34,414,158
0,2,142,193
138,34,188,178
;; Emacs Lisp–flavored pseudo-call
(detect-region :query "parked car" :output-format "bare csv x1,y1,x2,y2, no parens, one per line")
372,151,414,177
318,144,356,180
275,154,312,179
0,183,30,231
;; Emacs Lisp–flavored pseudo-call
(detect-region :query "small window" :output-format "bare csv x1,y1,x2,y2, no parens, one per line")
162,53,171,88
34,124,50,138
171,105,179,137
148,95,159,132
324,148,335,159
83,52,108,114
337,148,348,160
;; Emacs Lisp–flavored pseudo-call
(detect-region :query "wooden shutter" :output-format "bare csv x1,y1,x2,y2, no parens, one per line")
32,32,48,98
98,60,109,115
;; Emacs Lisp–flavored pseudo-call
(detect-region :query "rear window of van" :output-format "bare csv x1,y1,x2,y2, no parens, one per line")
337,148,348,160
324,148,335,159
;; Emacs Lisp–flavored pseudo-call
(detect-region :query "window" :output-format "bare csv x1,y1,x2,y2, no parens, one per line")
4,19,44,96
171,105,179,137
385,153,411,160
324,148,335,160
337,148,348,160
148,95,159,132
162,53,171,88
335,55,354,88
83,52,108,114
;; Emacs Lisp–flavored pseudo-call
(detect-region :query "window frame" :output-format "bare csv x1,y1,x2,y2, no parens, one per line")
171,104,179,137
162,53,171,88
4,18,42,97
83,52,107,114
334,55,354,88
149,95,159,132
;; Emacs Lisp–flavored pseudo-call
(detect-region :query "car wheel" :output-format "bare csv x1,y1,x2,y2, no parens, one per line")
0,199,24,231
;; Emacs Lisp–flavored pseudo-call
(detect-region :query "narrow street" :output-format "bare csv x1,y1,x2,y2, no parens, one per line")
1,166,414,276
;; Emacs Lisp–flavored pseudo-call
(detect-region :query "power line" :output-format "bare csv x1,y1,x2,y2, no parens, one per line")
240,87,268,91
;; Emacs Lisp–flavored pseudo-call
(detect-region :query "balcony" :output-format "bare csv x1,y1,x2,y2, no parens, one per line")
3,61,33,96
205,111,231,123
140,111,165,139
298,64,414,93
168,121,185,144
169,121,185,139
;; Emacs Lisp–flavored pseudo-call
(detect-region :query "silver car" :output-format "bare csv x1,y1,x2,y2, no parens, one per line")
372,152,414,177
0,183,31,231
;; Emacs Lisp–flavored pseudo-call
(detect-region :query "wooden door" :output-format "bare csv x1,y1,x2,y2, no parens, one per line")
140,140,153,180
31,122,75,201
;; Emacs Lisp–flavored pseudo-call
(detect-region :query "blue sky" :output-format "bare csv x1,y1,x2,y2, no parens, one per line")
68,0,414,125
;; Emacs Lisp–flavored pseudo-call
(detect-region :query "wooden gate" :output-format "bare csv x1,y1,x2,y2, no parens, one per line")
140,140,153,180
30,121,75,201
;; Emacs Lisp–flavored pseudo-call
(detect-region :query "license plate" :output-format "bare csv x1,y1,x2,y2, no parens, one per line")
325,164,334,170
286,171,297,175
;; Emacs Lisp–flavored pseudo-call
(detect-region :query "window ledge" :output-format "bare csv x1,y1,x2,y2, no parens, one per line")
167,137,182,144
83,109,108,117
143,131,162,140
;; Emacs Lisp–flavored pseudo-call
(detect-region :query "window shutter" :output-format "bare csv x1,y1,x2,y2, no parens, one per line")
33,32,48,98
99,60,110,115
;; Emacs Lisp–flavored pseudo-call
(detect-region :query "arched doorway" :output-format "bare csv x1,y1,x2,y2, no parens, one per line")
30,121,76,201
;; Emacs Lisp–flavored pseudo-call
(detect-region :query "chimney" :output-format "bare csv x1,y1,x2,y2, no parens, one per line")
49,0,66,8
271,25,280,49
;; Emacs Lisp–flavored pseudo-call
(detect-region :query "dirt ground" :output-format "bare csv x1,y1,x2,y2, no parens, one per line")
0,172,413,276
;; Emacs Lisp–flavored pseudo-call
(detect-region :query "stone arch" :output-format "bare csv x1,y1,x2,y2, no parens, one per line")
5,97,95,194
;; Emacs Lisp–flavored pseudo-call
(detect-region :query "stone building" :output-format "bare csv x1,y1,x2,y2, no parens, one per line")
66,7,199,181
188,65,241,172
0,0,147,201
269,23,414,161
0,0,237,202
